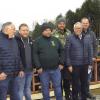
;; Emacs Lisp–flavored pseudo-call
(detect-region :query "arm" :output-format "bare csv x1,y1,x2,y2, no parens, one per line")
58,39,64,66
91,32,97,58
31,39,36,69
0,45,7,80
33,40,41,70
88,40,93,65
64,36,71,67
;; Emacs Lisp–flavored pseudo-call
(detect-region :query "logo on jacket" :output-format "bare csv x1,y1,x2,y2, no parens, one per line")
51,41,55,46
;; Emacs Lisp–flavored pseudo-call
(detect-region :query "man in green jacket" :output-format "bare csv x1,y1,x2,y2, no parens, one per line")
33,23,64,100
53,17,71,100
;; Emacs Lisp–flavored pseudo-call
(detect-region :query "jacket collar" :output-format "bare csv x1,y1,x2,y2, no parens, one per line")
57,27,67,33
15,33,33,44
73,32,85,40
83,27,91,34
1,32,14,39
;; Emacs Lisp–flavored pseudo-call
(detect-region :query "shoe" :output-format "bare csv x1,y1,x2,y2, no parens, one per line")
65,96,72,100
86,93,96,99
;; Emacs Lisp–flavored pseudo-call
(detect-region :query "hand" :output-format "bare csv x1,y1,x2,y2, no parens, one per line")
19,71,24,78
37,68,43,74
0,72,7,80
92,58,96,62
33,69,37,73
88,65,93,71
59,65,64,70
68,66,73,73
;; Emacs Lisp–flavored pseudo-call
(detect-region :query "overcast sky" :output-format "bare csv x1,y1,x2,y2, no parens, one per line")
0,0,85,30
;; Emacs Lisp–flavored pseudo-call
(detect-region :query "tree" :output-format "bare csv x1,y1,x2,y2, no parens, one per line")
65,10,76,31
65,0,100,35
32,23,41,39
80,0,100,35
32,0,100,37
48,21,55,30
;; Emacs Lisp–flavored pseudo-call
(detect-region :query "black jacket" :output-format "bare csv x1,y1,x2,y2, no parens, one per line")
33,35,64,70
15,35,34,71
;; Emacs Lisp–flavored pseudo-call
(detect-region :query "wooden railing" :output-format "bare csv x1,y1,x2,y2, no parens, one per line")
32,59,100,93
91,59,100,83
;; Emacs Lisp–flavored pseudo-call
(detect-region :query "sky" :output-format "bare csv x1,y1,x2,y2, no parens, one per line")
0,0,85,30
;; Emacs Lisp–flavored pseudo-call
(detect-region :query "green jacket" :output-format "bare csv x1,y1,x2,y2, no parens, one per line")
53,29,71,47
33,35,64,70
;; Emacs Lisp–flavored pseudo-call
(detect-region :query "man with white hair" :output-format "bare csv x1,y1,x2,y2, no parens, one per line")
65,22,93,100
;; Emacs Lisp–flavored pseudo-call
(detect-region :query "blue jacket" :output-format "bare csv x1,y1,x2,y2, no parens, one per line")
65,33,93,66
0,32,23,74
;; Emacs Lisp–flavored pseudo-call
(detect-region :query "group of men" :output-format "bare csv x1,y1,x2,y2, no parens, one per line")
0,17,97,100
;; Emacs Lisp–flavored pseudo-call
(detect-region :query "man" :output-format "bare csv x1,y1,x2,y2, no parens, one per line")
81,17,97,99
33,23,64,100
65,22,93,100
15,23,34,100
53,17,71,100
0,22,24,100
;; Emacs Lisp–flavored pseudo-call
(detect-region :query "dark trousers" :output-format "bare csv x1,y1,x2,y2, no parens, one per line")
72,65,88,100
61,68,72,99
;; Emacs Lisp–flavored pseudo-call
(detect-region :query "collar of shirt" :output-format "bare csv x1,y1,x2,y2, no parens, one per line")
78,34,82,40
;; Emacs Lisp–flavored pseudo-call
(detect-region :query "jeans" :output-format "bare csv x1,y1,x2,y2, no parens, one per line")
16,72,33,100
39,68,63,100
0,75,19,100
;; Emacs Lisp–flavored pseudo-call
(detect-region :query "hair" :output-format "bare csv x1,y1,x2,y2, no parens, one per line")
2,22,13,32
19,23,28,30
81,17,90,23
74,22,82,29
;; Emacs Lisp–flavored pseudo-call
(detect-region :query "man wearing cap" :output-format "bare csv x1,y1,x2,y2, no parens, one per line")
53,17,71,100
33,23,64,100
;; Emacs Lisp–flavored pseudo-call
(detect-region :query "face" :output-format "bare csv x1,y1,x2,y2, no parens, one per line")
42,28,52,37
5,24,16,38
81,19,90,30
19,26,29,38
74,25,82,36
57,22,66,30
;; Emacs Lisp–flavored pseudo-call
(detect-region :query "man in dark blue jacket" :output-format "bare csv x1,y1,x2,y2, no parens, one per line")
65,22,93,100
0,22,24,100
